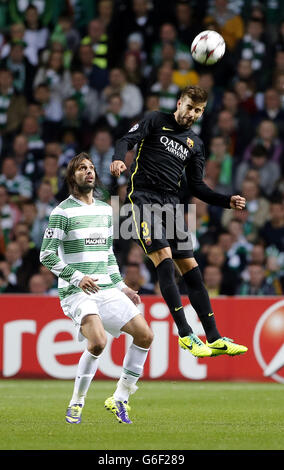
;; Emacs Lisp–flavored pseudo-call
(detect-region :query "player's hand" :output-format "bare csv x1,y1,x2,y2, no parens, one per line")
122,287,141,306
110,160,127,177
230,195,246,210
79,276,100,295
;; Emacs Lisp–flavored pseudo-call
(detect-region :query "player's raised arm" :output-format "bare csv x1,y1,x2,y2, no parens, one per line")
185,142,246,209
110,111,157,177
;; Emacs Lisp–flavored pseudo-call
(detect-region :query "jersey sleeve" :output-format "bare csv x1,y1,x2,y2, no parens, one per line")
185,142,232,208
107,207,127,290
112,111,158,162
39,206,85,287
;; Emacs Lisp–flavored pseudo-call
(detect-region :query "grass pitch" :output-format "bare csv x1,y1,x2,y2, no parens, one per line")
0,380,283,450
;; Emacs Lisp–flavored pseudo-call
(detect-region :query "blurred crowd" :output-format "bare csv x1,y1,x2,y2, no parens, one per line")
0,0,284,297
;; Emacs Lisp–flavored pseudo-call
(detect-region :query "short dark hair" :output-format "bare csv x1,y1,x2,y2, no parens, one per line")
180,85,208,103
251,144,268,158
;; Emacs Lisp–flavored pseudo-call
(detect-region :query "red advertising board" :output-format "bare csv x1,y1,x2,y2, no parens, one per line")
0,295,283,383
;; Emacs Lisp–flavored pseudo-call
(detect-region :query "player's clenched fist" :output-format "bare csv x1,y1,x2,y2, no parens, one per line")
79,276,100,294
230,195,246,210
110,160,127,177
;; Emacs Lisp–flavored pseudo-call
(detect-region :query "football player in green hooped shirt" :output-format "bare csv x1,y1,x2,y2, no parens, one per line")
40,152,153,424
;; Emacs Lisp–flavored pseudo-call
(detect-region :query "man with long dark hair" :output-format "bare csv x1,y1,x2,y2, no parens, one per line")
40,152,153,424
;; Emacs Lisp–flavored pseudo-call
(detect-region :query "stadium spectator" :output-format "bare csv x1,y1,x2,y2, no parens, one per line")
209,109,239,157
11,134,41,192
33,50,72,100
89,128,115,194
242,119,283,165
219,89,253,150
203,265,224,297
2,39,36,101
0,68,27,142
233,79,257,116
123,263,155,295
0,183,21,248
259,200,284,253
204,243,240,295
0,156,33,202
67,70,101,125
0,259,17,292
0,22,38,66
35,180,57,221
236,263,277,295
95,92,132,140
235,16,271,90
254,88,284,136
3,240,33,292
22,4,49,66
216,229,247,276
102,67,143,118
33,82,63,126
123,51,145,92
222,178,270,232
28,273,49,294
235,144,281,196
274,72,284,109
204,0,244,51
208,135,233,195
82,18,109,70
172,52,199,89
71,42,109,93
21,115,45,157
38,154,62,197
122,0,157,56
20,199,47,249
150,22,188,69
174,0,201,47
150,64,180,113
143,92,160,114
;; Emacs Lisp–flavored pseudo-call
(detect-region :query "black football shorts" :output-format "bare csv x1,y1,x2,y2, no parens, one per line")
125,189,194,258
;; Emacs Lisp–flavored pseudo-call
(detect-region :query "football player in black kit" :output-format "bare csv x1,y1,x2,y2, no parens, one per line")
110,86,248,358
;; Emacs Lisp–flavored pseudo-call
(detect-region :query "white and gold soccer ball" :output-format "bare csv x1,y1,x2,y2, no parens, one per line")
191,30,225,65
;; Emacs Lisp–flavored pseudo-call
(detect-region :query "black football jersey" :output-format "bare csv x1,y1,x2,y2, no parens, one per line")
113,111,231,208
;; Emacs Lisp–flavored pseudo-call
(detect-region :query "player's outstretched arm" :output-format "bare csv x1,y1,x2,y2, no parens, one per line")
110,160,127,177
230,195,246,210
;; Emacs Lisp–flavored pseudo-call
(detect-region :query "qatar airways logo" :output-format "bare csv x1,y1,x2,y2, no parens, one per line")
253,300,284,383
160,136,188,161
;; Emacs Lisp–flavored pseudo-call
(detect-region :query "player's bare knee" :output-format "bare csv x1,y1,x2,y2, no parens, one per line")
88,337,107,356
135,327,154,349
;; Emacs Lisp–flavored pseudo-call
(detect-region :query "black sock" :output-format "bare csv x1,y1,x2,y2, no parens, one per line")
183,266,221,343
156,258,192,337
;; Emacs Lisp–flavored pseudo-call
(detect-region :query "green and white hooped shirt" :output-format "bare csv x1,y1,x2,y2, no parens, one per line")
40,195,126,301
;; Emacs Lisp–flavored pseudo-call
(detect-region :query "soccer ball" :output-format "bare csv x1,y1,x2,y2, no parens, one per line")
191,30,225,65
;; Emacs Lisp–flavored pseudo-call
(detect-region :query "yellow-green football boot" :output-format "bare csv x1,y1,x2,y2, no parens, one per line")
104,396,132,424
206,337,248,356
179,333,212,357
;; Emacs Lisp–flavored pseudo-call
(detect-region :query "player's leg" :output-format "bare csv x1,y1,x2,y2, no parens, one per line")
174,258,248,356
66,314,106,423
148,247,192,337
105,314,153,423
105,291,153,424
147,247,211,357
174,257,221,342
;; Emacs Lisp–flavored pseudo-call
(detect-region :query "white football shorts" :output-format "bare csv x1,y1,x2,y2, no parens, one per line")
60,287,140,341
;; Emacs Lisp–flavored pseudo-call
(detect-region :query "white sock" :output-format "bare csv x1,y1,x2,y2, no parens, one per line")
69,349,100,406
113,343,149,403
